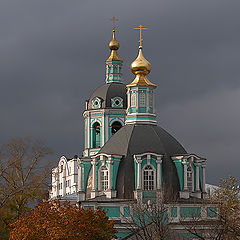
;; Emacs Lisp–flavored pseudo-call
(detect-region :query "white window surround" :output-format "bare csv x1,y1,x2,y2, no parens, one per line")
134,153,163,191
131,92,136,107
187,165,193,192
142,164,156,190
99,165,108,191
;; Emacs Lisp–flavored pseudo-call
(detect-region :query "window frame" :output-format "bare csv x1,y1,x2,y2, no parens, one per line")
142,164,156,191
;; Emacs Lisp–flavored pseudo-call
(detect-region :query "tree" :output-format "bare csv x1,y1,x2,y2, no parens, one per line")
123,191,176,240
179,176,240,240
9,200,117,240
210,176,240,240
0,137,52,239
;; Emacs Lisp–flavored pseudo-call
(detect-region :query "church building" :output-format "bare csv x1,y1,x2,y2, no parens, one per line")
50,22,217,239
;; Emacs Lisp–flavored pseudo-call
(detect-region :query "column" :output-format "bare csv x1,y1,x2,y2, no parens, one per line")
102,116,105,147
156,156,162,190
62,165,66,196
146,88,150,113
195,162,200,191
107,157,113,190
183,161,188,191
136,157,142,190
91,159,97,190
56,170,59,197
87,115,91,149
136,88,139,112
152,89,156,114
202,163,206,192
127,88,130,113
77,159,83,192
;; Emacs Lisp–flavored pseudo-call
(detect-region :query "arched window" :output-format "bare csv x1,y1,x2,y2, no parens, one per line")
139,91,145,107
143,165,154,190
100,166,108,191
187,166,193,192
92,122,101,148
111,121,122,135
131,92,136,106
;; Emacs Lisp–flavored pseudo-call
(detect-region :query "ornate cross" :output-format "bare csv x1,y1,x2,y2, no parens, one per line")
110,16,118,31
134,24,148,47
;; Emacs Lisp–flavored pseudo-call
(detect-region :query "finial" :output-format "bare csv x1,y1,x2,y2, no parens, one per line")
110,16,118,32
127,24,156,88
106,17,122,62
134,24,148,48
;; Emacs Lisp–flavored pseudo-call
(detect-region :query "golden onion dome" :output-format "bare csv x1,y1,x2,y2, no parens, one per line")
108,30,119,50
106,30,122,62
127,46,156,88
131,46,151,75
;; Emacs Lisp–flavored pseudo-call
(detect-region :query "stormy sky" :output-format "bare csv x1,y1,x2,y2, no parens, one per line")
0,0,239,185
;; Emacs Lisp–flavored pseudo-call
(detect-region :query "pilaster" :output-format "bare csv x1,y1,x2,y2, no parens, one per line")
91,158,99,198
156,156,162,190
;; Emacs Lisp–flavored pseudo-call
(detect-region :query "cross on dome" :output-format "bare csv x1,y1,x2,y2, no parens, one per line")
134,24,148,48
110,16,118,31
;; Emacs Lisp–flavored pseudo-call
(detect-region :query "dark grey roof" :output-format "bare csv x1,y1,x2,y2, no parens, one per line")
99,124,187,199
88,83,127,109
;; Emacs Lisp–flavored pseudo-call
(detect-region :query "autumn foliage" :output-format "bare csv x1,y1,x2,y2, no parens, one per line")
9,201,117,240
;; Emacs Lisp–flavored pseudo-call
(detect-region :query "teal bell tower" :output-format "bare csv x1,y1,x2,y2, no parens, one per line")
126,25,157,125
82,19,127,157
105,22,123,83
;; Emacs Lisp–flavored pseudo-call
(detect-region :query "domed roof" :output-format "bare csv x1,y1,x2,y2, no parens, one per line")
88,83,127,110
99,124,187,199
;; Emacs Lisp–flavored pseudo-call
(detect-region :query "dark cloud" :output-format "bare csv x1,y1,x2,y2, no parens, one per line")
0,0,239,184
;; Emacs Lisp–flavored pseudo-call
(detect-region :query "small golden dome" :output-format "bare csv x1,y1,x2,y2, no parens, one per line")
127,46,156,88
109,30,119,50
106,30,122,62
131,46,151,75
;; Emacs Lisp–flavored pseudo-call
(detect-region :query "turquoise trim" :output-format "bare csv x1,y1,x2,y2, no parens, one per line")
173,161,184,190
83,163,92,192
130,107,136,113
96,161,103,190
142,191,156,203
112,159,121,190
90,112,126,117
139,107,147,113
180,207,201,218
100,206,120,217
106,61,123,83
83,206,95,210
207,207,217,218
127,115,156,120
171,207,177,218
123,206,130,217
116,232,132,239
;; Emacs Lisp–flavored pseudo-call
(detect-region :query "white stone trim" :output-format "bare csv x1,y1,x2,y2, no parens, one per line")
142,163,156,191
